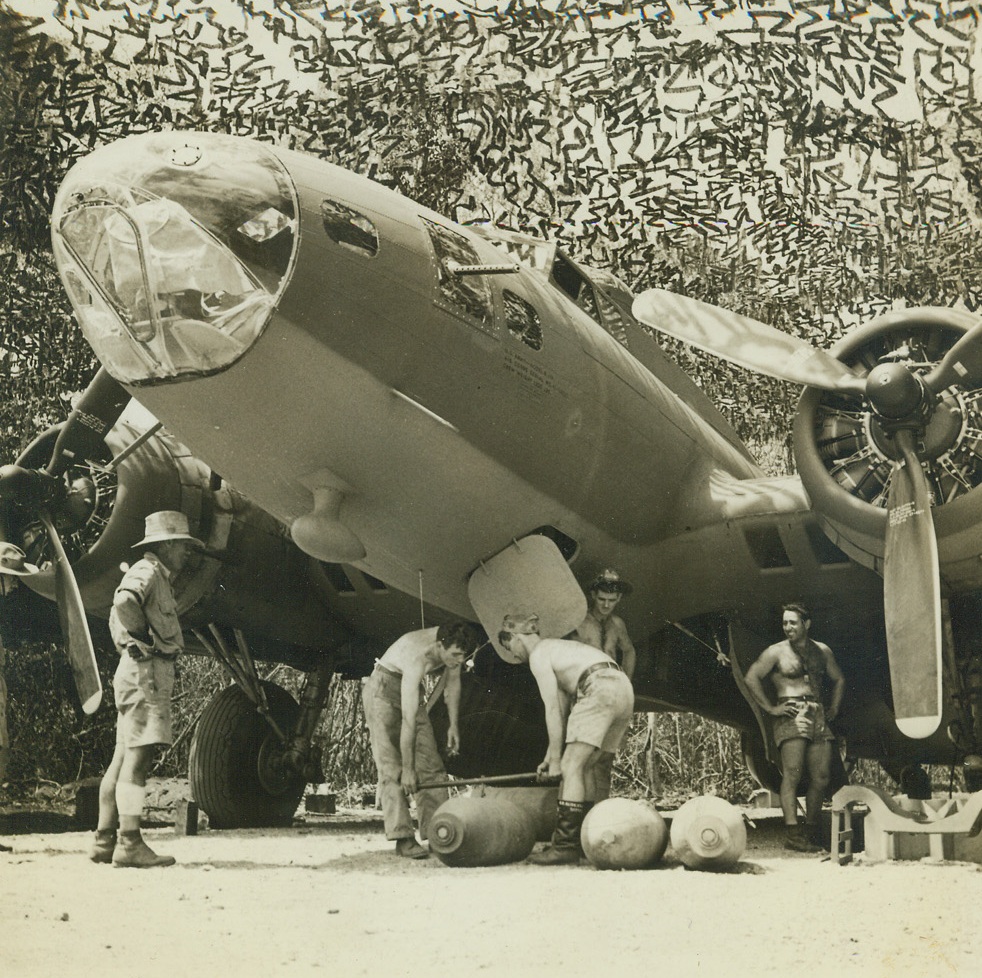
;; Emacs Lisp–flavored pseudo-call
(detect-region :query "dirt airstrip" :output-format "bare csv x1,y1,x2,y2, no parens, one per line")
2,791,981,978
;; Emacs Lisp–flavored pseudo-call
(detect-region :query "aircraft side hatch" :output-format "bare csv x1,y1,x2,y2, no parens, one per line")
468,534,586,664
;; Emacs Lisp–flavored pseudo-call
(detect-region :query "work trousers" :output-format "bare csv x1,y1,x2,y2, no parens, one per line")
362,668,448,841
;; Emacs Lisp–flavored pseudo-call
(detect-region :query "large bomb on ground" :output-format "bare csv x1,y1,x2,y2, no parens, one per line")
479,785,559,841
428,795,536,867
580,797,669,870
669,795,746,870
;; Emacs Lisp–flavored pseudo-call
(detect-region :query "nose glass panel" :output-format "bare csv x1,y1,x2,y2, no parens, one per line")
52,133,297,384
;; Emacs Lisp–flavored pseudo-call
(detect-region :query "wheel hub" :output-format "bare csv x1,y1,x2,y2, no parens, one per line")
257,735,295,797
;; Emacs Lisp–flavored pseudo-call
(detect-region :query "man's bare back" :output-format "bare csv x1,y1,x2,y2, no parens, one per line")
529,638,614,695
377,627,446,678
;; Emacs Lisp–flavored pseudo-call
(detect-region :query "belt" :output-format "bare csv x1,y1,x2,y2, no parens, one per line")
126,649,178,661
577,660,622,695
778,695,817,703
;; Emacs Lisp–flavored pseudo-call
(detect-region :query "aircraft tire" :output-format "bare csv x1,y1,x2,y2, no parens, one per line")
189,681,305,829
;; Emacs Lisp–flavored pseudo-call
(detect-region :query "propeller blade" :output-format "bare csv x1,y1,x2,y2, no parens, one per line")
40,513,101,715
922,320,982,394
45,368,130,479
632,289,866,394
883,429,942,739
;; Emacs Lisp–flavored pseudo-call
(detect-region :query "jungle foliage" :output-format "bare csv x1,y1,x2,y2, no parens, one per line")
2,2,982,802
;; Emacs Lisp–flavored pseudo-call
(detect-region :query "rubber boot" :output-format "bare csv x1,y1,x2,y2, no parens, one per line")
784,823,822,853
527,800,588,866
395,837,429,860
578,802,595,857
89,829,117,864
112,830,176,868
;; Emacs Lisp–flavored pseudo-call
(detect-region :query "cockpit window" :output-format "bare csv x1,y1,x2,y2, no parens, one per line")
321,199,378,257
422,218,493,328
51,133,297,385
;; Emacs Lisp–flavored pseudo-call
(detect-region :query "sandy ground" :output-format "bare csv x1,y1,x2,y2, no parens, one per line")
3,800,982,978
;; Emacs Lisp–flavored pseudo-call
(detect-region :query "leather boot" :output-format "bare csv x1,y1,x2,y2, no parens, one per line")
805,821,828,851
578,802,595,856
112,831,176,868
395,837,429,859
784,823,822,853
89,829,117,864
528,800,588,866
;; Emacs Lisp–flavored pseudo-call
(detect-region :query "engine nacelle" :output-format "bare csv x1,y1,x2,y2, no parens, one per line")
11,408,355,668
794,307,982,592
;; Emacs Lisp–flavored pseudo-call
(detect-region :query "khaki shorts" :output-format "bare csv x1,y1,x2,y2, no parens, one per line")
114,653,175,748
773,700,835,748
566,670,634,753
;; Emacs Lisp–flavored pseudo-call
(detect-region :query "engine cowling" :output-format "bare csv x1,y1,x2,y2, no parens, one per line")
793,306,982,592
8,411,356,667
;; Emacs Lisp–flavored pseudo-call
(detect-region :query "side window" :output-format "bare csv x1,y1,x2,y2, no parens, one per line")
422,218,493,327
503,290,542,351
596,288,629,346
551,251,600,324
321,199,378,257
575,281,600,322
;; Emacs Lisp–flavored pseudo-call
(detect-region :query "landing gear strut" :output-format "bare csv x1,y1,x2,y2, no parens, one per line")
187,625,335,828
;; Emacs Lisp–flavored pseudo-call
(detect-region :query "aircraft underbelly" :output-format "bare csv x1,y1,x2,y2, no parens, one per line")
128,316,655,618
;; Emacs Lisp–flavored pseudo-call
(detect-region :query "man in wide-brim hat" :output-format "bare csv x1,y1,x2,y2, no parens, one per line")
91,510,203,868
0,542,39,577
0,543,38,783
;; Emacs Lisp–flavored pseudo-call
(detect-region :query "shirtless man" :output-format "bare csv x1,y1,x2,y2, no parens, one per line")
362,622,481,859
498,611,634,865
571,568,637,800
573,568,636,679
744,602,845,852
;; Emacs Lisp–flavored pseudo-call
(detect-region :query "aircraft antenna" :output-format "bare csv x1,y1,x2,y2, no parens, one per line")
418,568,426,628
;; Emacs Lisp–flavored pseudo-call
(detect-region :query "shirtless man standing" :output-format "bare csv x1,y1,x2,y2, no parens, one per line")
498,611,634,865
573,569,636,680
571,568,637,800
744,602,845,852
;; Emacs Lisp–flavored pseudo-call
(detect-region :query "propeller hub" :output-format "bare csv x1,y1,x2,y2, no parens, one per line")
865,362,925,420
868,398,962,463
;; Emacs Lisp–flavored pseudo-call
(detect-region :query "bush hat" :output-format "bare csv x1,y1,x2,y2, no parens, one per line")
0,542,39,575
588,568,632,595
133,510,204,549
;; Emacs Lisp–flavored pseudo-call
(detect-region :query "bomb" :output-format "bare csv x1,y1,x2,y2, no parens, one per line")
580,798,669,870
479,785,559,841
428,795,537,867
669,795,746,871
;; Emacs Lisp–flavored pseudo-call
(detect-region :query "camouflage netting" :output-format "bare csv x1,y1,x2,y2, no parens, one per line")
4,0,982,449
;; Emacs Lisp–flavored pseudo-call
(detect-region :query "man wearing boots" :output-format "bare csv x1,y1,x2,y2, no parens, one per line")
90,511,203,868
744,602,845,853
0,544,39,783
498,611,634,865
363,622,482,859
